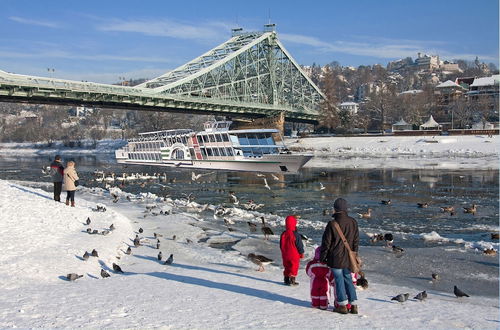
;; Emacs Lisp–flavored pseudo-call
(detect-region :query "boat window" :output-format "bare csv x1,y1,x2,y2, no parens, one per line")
226,148,234,156
219,148,227,156
215,134,223,142
238,134,249,145
248,134,258,146
222,134,229,142
229,135,239,145
209,135,216,143
241,147,253,157
252,148,263,156
213,148,220,156
189,148,195,159
260,133,276,145
182,136,187,144
201,148,207,158
206,148,213,156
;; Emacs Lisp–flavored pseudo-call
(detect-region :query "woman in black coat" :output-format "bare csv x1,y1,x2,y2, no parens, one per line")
320,198,359,314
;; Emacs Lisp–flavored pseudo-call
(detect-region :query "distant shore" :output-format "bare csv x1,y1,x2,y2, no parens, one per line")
0,134,498,170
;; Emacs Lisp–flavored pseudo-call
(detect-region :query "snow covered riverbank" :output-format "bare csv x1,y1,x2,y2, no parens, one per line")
286,134,499,170
0,179,498,329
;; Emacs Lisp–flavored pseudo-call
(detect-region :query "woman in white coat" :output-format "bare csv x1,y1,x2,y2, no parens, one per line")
63,161,79,207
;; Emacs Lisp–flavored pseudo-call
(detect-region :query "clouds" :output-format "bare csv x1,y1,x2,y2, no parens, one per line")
280,33,498,63
8,16,60,28
96,18,231,42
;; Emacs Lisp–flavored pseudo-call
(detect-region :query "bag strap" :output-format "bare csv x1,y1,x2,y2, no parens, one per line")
333,221,353,253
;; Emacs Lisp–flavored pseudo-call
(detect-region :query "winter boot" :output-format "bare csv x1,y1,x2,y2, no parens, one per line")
349,305,358,314
289,276,299,286
333,305,348,314
66,200,70,206
71,201,75,207
284,276,290,285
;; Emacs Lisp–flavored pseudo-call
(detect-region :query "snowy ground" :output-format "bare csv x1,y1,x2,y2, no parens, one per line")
0,179,498,329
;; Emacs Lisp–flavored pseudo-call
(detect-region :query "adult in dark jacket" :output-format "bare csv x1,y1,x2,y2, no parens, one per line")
49,155,64,202
320,198,359,314
280,215,305,286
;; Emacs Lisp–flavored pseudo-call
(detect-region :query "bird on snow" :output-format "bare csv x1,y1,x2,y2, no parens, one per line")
391,293,409,302
91,249,99,257
92,229,98,235
247,221,257,232
138,227,143,234
224,217,235,226
260,217,274,240
454,285,470,298
414,291,427,301
392,245,404,254
164,254,173,265
431,273,439,281
134,237,141,247
112,263,124,273
100,269,110,278
156,242,160,249
109,224,115,231
82,251,90,261
157,251,163,261
247,253,273,272
125,246,132,255
384,233,394,247
86,217,91,225
86,228,92,233
101,230,110,236
67,273,83,281
172,235,177,241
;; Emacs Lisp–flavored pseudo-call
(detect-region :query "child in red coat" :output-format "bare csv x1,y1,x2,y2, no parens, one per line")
280,215,304,286
306,246,334,309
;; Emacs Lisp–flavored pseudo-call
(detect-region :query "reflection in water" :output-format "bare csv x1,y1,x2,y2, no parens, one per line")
0,155,498,248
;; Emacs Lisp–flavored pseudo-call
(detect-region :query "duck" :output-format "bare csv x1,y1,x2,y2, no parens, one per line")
463,204,477,215
484,248,497,256
440,206,454,213
247,253,273,272
247,221,257,232
357,208,372,219
260,217,274,240
491,233,499,240
381,200,391,205
417,203,429,208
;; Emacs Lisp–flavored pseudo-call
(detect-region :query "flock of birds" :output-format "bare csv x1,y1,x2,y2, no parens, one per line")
66,215,176,282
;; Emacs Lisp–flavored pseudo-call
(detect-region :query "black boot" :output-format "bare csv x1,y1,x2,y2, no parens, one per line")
284,276,290,285
290,276,299,286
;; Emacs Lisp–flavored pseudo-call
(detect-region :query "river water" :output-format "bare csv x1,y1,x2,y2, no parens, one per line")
0,154,498,297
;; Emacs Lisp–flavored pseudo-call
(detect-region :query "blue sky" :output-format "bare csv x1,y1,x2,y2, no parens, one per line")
1,0,498,84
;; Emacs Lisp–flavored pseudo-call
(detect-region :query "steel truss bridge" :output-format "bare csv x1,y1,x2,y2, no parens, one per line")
0,25,324,123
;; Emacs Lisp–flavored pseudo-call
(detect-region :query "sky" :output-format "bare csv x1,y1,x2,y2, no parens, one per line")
0,0,498,84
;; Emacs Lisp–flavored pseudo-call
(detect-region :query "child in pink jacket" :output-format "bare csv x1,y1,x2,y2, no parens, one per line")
306,246,334,310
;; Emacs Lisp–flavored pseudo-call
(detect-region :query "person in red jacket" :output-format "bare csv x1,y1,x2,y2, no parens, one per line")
306,246,334,309
280,215,304,286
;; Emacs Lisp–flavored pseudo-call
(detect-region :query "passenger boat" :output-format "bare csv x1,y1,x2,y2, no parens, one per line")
115,121,312,173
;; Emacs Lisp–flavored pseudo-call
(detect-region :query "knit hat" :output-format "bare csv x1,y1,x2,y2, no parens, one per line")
54,155,61,161
334,198,348,212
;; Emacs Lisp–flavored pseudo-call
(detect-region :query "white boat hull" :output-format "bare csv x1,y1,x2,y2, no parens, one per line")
116,152,312,173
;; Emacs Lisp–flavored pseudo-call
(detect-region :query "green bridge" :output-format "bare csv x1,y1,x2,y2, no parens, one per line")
0,25,324,124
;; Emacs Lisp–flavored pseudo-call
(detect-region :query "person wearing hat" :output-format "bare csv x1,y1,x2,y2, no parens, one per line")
49,155,64,202
320,198,359,314
62,160,79,207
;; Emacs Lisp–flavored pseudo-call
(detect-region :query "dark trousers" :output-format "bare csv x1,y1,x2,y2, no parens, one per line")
66,190,76,202
53,182,62,201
